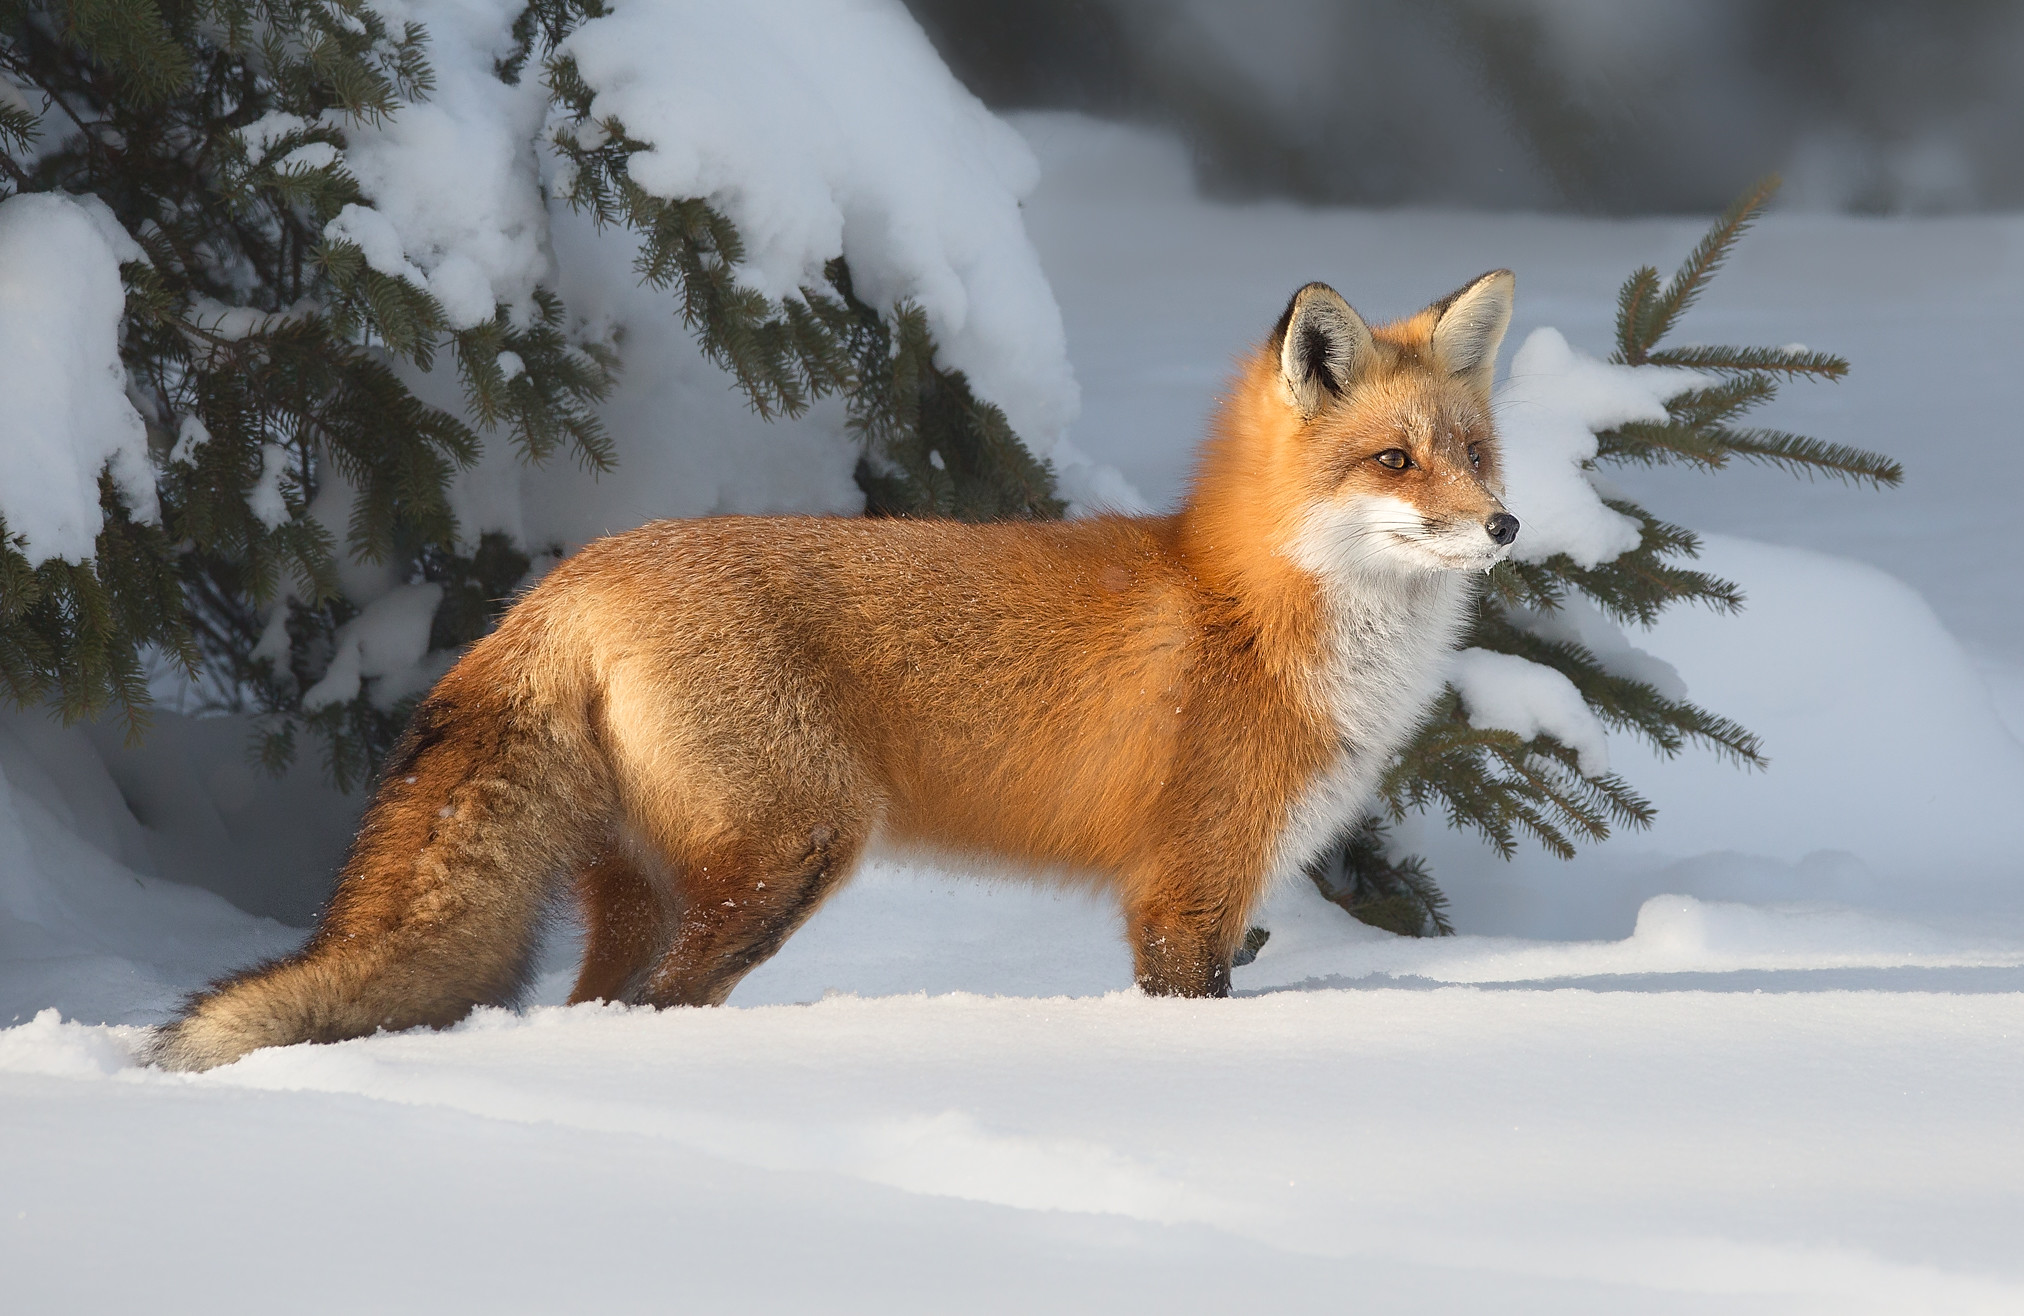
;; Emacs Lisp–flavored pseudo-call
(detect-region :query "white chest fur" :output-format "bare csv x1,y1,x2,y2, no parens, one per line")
1267,548,1473,886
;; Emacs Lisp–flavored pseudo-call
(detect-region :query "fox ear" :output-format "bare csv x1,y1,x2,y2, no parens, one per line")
1427,269,1514,401
1276,282,1374,420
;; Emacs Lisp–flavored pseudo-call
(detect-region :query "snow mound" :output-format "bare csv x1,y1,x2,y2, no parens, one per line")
0,191,156,563
1247,882,2024,989
0,712,302,1028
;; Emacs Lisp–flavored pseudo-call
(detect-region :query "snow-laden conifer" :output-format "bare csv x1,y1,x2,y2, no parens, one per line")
0,0,1074,782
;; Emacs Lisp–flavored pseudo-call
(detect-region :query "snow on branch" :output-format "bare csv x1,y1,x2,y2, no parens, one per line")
0,192,156,565
554,0,1080,457
1449,647,1611,776
326,0,554,330
1493,327,1710,569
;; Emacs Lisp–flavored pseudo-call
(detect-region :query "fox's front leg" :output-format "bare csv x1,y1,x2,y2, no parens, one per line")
1122,858,1261,998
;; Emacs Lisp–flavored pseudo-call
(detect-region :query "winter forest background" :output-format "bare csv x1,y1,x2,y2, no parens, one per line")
4,2,2023,1311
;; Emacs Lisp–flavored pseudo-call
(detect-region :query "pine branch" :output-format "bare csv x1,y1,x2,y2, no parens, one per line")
1620,175,1779,362
0,0,620,784
1714,427,1905,487
1659,374,1778,428
546,77,1062,521
1307,817,1454,937
1614,265,1659,365
1645,343,1848,379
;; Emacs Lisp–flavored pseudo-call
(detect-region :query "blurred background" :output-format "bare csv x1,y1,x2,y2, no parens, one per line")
906,0,2020,214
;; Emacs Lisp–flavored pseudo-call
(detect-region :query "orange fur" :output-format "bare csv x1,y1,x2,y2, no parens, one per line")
150,272,1520,1071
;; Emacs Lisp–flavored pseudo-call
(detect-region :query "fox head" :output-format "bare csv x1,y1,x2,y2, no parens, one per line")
1198,271,1519,585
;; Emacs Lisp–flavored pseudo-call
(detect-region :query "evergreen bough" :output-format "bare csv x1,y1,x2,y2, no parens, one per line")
1,0,1060,788
1319,179,1903,935
539,21,1062,521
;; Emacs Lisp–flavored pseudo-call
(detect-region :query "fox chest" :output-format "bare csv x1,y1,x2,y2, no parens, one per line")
1265,576,1469,883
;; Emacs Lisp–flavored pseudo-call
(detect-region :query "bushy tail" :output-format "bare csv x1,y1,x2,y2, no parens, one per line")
149,657,610,1072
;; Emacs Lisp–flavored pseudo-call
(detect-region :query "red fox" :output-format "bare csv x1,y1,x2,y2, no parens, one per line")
149,271,1518,1071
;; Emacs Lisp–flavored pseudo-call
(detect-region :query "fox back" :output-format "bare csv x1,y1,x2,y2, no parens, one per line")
150,271,1519,1071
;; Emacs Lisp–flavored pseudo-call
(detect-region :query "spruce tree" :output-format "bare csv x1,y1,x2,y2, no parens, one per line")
2,0,1063,792
1314,180,1903,935
2,0,616,784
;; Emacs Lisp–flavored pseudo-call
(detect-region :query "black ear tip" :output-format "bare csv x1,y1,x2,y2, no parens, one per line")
1273,282,1338,344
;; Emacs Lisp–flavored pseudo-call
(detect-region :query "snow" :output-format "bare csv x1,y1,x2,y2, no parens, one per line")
234,109,311,167
1507,591,1689,699
166,413,211,466
6,89,2024,1312
185,293,312,342
0,191,156,563
272,140,339,173
300,582,448,710
322,201,432,289
5,964,2023,1310
1450,646,1612,774
328,0,551,329
245,442,292,530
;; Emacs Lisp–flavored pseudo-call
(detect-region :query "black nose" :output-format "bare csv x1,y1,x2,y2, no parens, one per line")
1486,513,1519,546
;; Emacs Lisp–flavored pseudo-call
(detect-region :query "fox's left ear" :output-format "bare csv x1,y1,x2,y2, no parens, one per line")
1427,269,1515,402
1275,282,1374,420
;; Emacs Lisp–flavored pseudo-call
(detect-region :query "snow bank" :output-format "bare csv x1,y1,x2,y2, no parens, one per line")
7,979,2023,1311
1586,536,2024,878
554,0,1084,475
1412,535,2024,939
1247,882,2023,989
0,712,301,1027
0,191,156,563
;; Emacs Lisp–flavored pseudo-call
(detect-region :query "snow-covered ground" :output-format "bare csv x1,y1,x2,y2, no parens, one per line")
6,113,2024,1311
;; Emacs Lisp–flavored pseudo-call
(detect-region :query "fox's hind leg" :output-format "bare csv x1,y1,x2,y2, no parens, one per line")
568,837,672,1004
635,818,868,1007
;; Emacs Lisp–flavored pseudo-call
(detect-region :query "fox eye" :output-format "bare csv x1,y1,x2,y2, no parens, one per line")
1468,445,1481,467
1374,449,1412,470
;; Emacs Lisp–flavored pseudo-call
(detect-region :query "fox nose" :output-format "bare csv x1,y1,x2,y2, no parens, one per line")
1486,513,1519,546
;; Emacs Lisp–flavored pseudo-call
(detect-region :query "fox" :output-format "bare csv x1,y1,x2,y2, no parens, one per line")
148,270,1520,1072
